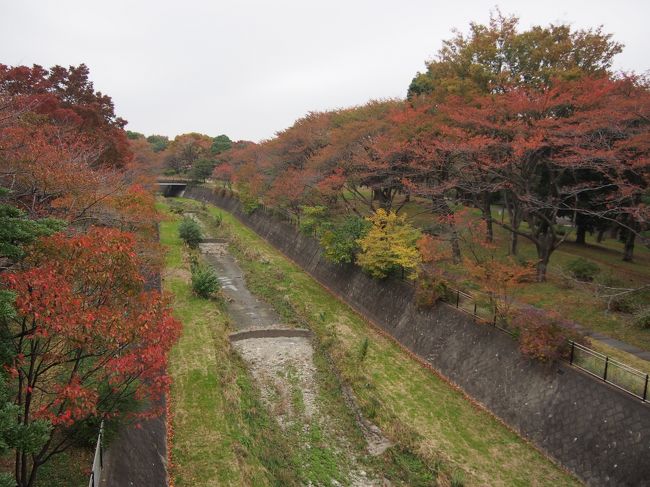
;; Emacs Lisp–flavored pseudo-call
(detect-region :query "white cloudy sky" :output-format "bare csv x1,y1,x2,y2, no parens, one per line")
2,1,649,142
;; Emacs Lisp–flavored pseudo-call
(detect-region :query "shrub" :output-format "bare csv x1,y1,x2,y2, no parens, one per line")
239,191,260,214
320,216,370,264
634,308,650,329
178,217,202,248
415,275,454,308
299,205,329,236
565,258,600,281
168,201,185,215
191,263,220,298
511,308,580,362
609,292,644,313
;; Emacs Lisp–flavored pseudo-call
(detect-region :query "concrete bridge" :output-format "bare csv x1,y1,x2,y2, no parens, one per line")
157,179,189,197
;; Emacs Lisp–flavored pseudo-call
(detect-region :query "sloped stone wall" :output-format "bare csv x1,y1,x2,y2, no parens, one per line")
186,186,650,486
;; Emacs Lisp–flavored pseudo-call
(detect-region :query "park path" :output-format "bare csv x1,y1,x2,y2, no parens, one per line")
99,411,167,487
100,271,168,487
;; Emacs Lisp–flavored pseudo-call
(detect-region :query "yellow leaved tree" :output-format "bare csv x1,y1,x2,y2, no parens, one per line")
356,209,421,279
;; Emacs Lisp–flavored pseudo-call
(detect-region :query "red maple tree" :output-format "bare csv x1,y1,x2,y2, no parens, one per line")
2,228,181,487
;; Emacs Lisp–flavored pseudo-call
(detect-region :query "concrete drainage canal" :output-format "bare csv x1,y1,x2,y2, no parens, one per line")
198,234,393,485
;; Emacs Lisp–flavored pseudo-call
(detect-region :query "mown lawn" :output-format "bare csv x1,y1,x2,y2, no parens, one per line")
179,198,581,487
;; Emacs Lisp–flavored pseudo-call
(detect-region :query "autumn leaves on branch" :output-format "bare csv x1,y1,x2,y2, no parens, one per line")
0,64,180,487
212,13,649,285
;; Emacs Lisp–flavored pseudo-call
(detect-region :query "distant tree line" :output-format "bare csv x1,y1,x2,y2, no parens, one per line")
211,12,649,283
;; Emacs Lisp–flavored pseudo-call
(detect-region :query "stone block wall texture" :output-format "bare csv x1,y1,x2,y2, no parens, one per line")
186,186,650,486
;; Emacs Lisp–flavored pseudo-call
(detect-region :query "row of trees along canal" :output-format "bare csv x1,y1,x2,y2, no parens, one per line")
197,12,649,285
0,64,180,487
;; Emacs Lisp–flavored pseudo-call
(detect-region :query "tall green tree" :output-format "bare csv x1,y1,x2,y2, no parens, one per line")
0,189,65,487
211,134,232,155
146,134,170,153
408,10,622,99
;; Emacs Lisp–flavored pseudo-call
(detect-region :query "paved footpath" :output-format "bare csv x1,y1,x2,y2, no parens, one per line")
584,329,650,361
99,400,167,487
99,269,168,487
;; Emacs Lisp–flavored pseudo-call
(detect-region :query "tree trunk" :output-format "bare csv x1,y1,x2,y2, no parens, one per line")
575,224,587,245
503,191,520,255
479,192,493,242
596,227,605,243
434,196,462,263
623,230,635,262
535,231,554,282
510,230,518,256
450,226,461,264
372,188,391,210
536,258,549,282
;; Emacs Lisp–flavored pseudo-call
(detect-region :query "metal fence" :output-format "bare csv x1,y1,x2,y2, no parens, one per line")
443,287,650,403
569,342,649,401
88,421,104,487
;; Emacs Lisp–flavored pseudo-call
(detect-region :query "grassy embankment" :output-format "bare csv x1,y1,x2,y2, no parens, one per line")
162,202,442,486
160,205,301,486
175,197,580,487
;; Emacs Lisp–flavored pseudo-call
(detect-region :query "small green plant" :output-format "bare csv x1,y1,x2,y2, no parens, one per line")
210,212,223,227
168,201,185,214
451,469,466,487
178,217,202,248
191,263,220,298
357,337,369,363
382,447,438,486
565,258,600,282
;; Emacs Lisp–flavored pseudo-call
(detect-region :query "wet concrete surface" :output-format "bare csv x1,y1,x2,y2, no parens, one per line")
99,400,167,487
200,242,284,331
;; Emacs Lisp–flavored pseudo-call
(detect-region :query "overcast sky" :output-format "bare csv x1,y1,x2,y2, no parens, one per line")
2,1,649,142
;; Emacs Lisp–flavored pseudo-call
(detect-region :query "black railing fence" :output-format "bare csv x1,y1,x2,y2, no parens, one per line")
444,286,649,403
